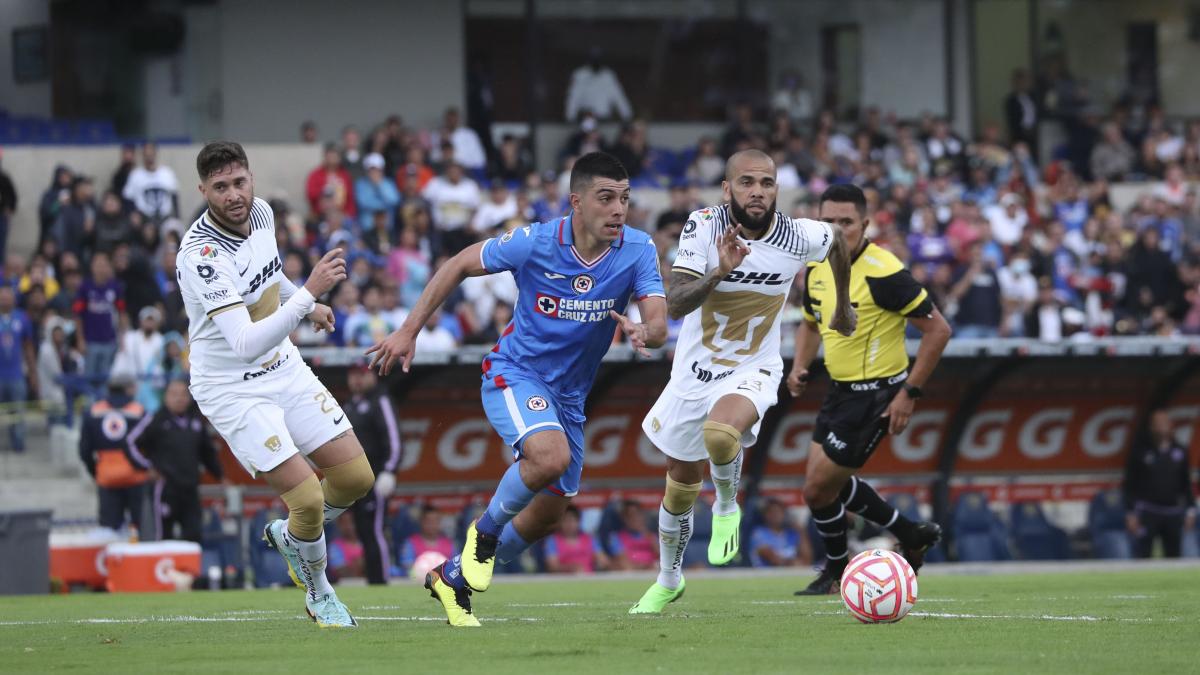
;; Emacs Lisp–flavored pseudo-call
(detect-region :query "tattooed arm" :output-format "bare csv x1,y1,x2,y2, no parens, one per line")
667,225,748,320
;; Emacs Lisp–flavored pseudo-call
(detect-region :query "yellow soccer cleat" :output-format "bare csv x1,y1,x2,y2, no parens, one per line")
425,563,481,627
459,520,499,592
708,508,741,565
629,577,687,614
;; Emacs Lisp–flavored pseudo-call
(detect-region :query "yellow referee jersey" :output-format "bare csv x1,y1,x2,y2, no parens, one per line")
801,240,933,382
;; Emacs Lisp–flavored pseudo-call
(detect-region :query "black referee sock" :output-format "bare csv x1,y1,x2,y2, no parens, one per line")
809,502,849,568
839,476,916,542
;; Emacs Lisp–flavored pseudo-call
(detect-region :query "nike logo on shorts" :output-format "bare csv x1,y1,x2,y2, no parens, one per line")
333,414,345,425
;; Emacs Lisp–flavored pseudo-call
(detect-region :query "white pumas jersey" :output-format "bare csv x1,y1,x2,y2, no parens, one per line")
178,198,296,384
668,204,833,399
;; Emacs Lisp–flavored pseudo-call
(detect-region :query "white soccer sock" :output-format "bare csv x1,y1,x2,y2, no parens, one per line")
656,503,693,591
283,526,336,601
709,450,743,516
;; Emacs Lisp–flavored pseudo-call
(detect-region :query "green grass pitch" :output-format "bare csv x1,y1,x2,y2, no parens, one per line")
1,569,1194,674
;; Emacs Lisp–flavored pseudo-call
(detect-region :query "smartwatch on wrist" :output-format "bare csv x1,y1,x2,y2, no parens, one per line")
902,383,923,399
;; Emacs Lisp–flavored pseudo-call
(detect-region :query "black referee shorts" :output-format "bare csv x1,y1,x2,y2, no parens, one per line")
812,374,906,469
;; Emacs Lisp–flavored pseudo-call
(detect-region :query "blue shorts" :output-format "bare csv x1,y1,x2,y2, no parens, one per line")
481,367,585,497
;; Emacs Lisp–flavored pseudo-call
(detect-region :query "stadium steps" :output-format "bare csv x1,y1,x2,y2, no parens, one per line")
0,424,97,521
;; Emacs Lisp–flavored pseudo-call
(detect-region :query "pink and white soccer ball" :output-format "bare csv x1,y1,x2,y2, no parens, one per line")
839,549,918,623
410,551,449,581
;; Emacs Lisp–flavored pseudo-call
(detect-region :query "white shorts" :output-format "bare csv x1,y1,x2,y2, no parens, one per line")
191,358,352,476
641,369,780,463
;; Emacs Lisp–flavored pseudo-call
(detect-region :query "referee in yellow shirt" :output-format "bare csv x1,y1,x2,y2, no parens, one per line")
790,184,952,595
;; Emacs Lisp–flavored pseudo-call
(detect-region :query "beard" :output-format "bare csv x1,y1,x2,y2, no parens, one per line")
729,194,776,232
212,199,251,227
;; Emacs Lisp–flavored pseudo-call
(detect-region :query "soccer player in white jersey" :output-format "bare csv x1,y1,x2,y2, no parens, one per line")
630,150,856,613
177,142,375,628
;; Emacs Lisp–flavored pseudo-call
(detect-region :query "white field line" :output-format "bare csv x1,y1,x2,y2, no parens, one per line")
0,614,542,627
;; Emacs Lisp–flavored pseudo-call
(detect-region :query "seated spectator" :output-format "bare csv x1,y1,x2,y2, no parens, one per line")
354,153,401,231
749,500,808,567
532,171,567,223
396,145,435,195
472,181,518,233
122,142,179,225
121,306,165,413
607,500,657,571
998,250,1038,337
344,285,397,348
545,505,609,574
328,513,365,580
387,226,431,308
305,142,356,219
491,134,532,184
415,308,459,352
92,191,133,255
53,176,96,259
423,162,482,255
430,107,487,171
687,137,724,187
19,257,60,303
1091,121,1137,181
984,192,1028,248
362,209,395,256
609,120,650,179
112,242,162,325
562,113,606,160
399,506,456,575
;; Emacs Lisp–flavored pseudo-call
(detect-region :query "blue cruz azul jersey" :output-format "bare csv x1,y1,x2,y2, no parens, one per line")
479,216,665,402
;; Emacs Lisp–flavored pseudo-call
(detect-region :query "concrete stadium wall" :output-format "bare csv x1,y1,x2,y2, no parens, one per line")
0,0,52,118
761,0,949,120
204,0,465,142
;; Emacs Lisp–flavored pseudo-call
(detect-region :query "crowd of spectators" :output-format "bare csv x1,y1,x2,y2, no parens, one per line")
1,83,1198,445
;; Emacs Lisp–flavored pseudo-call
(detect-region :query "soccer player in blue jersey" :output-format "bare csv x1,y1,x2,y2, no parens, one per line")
367,152,667,626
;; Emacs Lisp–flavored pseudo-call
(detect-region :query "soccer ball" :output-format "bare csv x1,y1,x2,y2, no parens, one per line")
409,550,449,581
839,549,918,623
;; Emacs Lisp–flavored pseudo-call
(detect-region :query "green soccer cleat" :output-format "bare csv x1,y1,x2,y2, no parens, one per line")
460,520,499,592
306,592,358,629
262,519,304,590
629,578,687,614
708,508,742,565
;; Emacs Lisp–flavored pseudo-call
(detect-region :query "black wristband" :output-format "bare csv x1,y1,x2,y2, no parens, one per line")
902,383,923,399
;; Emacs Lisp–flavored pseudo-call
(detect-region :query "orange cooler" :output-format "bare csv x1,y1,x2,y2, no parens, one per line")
104,541,202,592
49,531,124,590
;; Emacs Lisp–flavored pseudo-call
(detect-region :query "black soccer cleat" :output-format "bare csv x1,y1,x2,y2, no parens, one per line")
896,520,942,575
794,562,846,596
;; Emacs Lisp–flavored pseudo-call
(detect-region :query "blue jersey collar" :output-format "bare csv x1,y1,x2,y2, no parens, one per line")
557,214,626,250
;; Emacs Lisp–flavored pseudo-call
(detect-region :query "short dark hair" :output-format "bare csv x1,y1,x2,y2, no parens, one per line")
569,151,628,194
818,183,867,217
196,141,250,181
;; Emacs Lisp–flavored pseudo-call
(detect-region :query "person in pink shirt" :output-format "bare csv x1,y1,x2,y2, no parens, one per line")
607,500,658,571
545,505,609,573
387,225,431,308
400,506,456,574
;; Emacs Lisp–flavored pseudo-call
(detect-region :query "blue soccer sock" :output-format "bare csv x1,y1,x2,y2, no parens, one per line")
496,521,532,564
475,462,537,537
